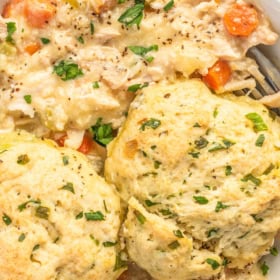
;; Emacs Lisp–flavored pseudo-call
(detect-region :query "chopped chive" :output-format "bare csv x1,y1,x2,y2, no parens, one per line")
168,240,180,250
193,196,209,205
260,262,269,276
35,206,50,220
103,241,117,247
241,174,261,186
225,165,232,176
134,210,146,224
140,118,161,131
40,37,50,44
90,21,95,35
92,81,100,88
2,213,12,225
255,134,265,147
194,136,208,149
163,0,174,12
246,113,268,132
24,95,32,104
18,233,26,242
17,154,30,165
60,182,75,194
206,258,220,270
85,211,105,221
215,201,229,212
75,211,83,219
18,199,41,211
145,200,159,207
173,229,184,238
62,155,69,165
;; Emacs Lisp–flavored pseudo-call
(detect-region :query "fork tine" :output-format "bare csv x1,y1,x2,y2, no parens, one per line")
247,47,280,92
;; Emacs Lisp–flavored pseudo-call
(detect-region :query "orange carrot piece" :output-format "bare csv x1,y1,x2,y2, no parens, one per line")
203,60,231,90
24,0,56,28
77,134,93,154
223,3,259,37
2,2,13,18
24,42,41,55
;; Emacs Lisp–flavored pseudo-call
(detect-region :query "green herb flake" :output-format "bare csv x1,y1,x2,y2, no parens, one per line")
263,163,275,175
103,200,109,213
188,151,200,158
140,118,161,131
6,22,16,44
159,208,172,216
90,118,114,146
18,233,26,242
270,247,278,256
145,200,159,207
90,234,100,246
35,206,50,220
260,262,269,276
113,253,128,271
32,244,40,251
92,81,100,89
127,82,148,92
246,113,268,132
206,258,220,270
40,37,50,44
215,201,229,212
225,165,232,176
75,211,83,219
103,241,117,247
77,36,84,44
90,21,95,35
128,45,158,62
255,134,265,147
53,60,83,81
193,196,209,205
17,154,30,165
213,108,219,118
163,0,174,11
18,199,41,212
60,182,75,194
193,122,201,128
118,4,144,27
24,95,32,104
2,213,12,225
62,155,69,165
168,240,180,250
241,174,261,186
154,160,162,169
251,214,263,223
208,139,235,152
85,211,105,221
173,229,184,238
194,137,209,149
207,228,219,238
134,210,146,224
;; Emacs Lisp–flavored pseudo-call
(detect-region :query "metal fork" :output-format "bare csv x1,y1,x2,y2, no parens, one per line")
244,46,280,115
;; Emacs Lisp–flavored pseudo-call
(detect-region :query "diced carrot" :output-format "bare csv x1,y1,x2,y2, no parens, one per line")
223,3,259,37
56,134,67,147
24,0,56,28
202,60,231,91
24,42,41,55
2,0,23,18
77,134,93,154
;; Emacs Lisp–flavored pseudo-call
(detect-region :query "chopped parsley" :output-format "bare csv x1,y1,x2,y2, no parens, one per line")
208,139,235,152
90,21,95,34
35,206,50,220
251,214,263,223
118,4,145,27
241,174,261,186
40,37,50,44
213,107,219,118
113,253,128,271
173,230,184,238
140,118,161,131
6,22,16,44
77,36,84,44
32,244,40,251
193,196,209,205
18,199,41,211
246,113,268,132
260,262,269,276
90,118,114,146
90,234,100,246
194,136,208,149
206,258,220,270
188,151,200,158
263,163,275,175
193,122,201,128
75,211,83,219
17,154,30,165
255,134,265,147
2,213,12,225
145,200,159,207
103,200,109,213
154,160,162,169
134,210,146,224
103,241,117,247
127,82,148,92
24,95,32,104
18,233,26,242
53,60,83,81
270,247,278,256
92,81,100,88
163,0,174,11
60,182,75,194
207,228,219,238
215,201,229,212
62,155,69,165
85,211,105,221
128,45,158,62
225,165,232,176
168,240,180,250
